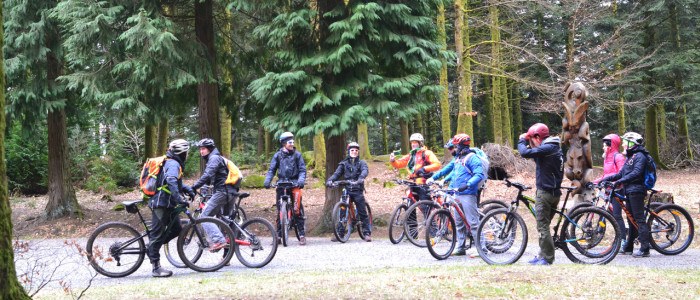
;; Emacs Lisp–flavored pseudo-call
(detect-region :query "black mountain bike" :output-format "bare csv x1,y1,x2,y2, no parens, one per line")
388,179,425,244
274,182,305,246
330,180,373,242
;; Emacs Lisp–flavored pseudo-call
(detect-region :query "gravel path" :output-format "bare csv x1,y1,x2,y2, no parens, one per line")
16,236,700,295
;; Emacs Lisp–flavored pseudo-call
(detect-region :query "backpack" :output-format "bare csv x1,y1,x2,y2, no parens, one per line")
643,153,657,190
139,156,180,198
221,157,242,185
463,148,490,188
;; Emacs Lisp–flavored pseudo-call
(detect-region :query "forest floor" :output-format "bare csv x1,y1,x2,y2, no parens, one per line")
10,160,700,245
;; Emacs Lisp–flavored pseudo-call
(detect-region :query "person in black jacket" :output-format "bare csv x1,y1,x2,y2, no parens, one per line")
147,139,195,277
191,138,242,252
264,132,308,245
599,132,651,257
327,142,371,242
518,123,564,265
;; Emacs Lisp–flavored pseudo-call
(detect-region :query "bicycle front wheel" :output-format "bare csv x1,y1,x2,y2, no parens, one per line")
561,207,621,264
389,204,408,244
332,202,352,243
177,217,236,272
165,218,201,268
649,204,694,255
476,209,528,265
404,200,439,247
425,209,457,260
234,218,278,268
86,222,145,278
280,202,289,247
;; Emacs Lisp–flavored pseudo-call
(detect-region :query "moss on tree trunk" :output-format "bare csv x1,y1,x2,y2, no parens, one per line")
357,122,371,160
156,118,169,156
145,124,156,159
400,120,410,155
221,108,231,158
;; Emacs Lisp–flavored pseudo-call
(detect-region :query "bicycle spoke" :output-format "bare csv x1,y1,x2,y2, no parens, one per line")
476,209,527,265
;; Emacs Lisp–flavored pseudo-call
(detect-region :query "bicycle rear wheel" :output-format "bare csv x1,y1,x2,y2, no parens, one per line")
404,200,438,247
165,218,201,268
476,209,528,265
425,209,457,260
234,218,278,268
177,217,236,272
561,207,621,264
357,204,373,240
332,202,352,243
389,204,408,244
86,222,145,278
479,199,508,216
232,206,247,226
649,204,694,255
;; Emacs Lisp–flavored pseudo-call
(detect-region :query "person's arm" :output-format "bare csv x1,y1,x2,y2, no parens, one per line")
296,152,307,185
615,153,646,185
431,159,454,180
328,163,344,183
517,138,547,158
163,161,183,203
191,155,219,190
462,155,484,190
390,154,410,169
263,153,279,187
422,150,442,172
358,160,369,182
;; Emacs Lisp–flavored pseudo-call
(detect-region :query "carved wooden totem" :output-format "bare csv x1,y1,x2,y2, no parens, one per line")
562,82,592,194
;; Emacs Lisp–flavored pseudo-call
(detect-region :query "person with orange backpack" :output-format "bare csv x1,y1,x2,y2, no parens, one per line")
191,138,242,253
146,139,195,277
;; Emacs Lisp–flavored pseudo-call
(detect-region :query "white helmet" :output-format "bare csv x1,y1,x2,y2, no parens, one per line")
621,132,644,145
409,133,424,143
169,139,190,155
279,132,294,143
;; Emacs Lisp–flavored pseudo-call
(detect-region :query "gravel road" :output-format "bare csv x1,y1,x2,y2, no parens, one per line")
16,236,699,295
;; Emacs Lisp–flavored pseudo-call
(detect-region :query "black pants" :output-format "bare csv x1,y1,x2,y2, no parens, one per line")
276,187,305,237
348,189,371,235
147,207,182,262
611,196,627,239
624,192,650,252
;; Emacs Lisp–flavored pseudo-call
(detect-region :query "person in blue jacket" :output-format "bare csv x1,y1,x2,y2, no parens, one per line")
426,140,457,187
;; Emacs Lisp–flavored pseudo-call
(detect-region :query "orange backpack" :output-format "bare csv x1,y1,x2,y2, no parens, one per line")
140,156,181,198
222,157,242,185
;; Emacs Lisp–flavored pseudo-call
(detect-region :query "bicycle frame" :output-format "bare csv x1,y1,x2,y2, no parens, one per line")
596,183,669,234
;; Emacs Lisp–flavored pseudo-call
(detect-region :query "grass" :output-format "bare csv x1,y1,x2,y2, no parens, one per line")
37,264,700,299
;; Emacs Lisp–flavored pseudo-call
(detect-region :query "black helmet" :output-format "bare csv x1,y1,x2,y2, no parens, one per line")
196,138,215,148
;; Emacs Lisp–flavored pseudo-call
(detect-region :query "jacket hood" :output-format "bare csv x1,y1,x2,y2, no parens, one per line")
167,150,186,166
604,134,621,155
203,148,221,163
542,136,561,145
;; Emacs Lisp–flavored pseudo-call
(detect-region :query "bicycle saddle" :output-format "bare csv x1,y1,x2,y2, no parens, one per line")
238,192,250,199
123,200,142,214
560,186,578,191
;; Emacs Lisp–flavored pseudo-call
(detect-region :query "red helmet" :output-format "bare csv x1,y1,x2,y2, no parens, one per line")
527,123,549,139
451,134,471,146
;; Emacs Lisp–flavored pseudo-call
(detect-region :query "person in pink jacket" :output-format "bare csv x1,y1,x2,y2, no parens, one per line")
593,133,627,240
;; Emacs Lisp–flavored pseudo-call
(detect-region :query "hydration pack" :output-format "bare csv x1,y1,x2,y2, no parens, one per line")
139,156,180,198
643,153,657,190
464,148,490,188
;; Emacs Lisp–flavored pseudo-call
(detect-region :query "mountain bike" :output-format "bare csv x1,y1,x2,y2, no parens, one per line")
423,188,507,259
273,182,305,247
164,184,247,268
86,200,236,277
474,178,622,265
388,179,423,244
330,180,373,243
584,182,694,255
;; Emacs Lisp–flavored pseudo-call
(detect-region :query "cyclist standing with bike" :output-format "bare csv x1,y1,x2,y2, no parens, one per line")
327,142,371,242
591,134,628,243
518,123,564,265
426,140,457,187
147,139,196,277
599,132,651,258
264,132,308,245
191,138,242,251
390,133,441,200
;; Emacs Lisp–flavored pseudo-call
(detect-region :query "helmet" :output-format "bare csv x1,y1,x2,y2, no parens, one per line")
443,140,455,148
169,139,190,155
196,138,215,148
621,132,644,145
409,133,424,143
527,123,549,139
451,134,471,146
279,132,294,143
347,142,360,150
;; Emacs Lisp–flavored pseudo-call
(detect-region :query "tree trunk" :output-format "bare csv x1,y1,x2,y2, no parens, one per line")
437,0,450,148
612,0,626,136
44,31,80,220
156,118,169,156
0,3,32,294
257,125,265,157
657,103,667,151
265,130,273,157
489,2,503,145
196,0,221,173
357,122,371,160
676,104,693,160
645,104,666,169
511,79,522,146
455,0,473,138
668,1,692,160
500,73,511,147
220,108,231,158
400,120,410,155
617,89,626,135
313,131,326,171
484,77,494,142
144,124,156,159
312,133,345,234
381,116,388,154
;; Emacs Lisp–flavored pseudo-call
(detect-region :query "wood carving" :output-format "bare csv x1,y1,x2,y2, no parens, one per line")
562,82,592,194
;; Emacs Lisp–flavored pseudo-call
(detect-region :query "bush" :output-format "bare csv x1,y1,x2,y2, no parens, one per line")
241,174,266,189
83,153,139,193
5,123,48,194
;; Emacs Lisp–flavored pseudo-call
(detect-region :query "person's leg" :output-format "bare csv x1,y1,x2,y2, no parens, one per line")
535,190,559,264
452,198,468,254
147,208,174,277
350,190,371,236
611,196,627,239
460,194,479,242
628,192,650,254
623,197,638,252
201,192,228,245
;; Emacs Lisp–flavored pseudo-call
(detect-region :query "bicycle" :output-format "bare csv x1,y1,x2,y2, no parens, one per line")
388,179,424,244
329,180,373,243
474,178,622,265
164,184,247,268
583,182,694,255
423,188,507,259
273,182,305,247
86,199,236,277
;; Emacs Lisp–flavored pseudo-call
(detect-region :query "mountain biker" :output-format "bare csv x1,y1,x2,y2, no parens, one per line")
191,138,242,253
147,139,196,277
426,140,457,187
326,142,371,242
591,134,627,243
264,132,308,245
518,123,564,265
599,132,651,258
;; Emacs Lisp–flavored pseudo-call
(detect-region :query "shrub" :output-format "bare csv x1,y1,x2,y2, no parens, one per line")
5,123,48,194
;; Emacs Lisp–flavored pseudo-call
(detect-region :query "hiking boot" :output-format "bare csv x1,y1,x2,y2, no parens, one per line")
467,248,480,258
331,236,339,242
299,236,307,246
151,261,173,277
632,250,650,258
619,249,633,255
527,256,541,264
532,258,551,265
363,234,372,242
451,249,466,256
209,241,229,252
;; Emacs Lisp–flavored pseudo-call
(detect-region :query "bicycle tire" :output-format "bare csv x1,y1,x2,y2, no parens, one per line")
389,204,408,244
649,204,694,255
294,203,304,241
86,222,145,278
567,201,594,216
332,202,352,243
280,202,289,247
479,199,508,216
177,217,236,272
234,217,278,268
357,204,373,240
165,218,202,268
404,200,439,247
561,207,621,264
232,206,247,226
475,209,528,265
425,209,457,260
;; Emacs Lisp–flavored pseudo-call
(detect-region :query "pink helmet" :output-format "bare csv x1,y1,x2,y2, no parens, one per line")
527,123,549,139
